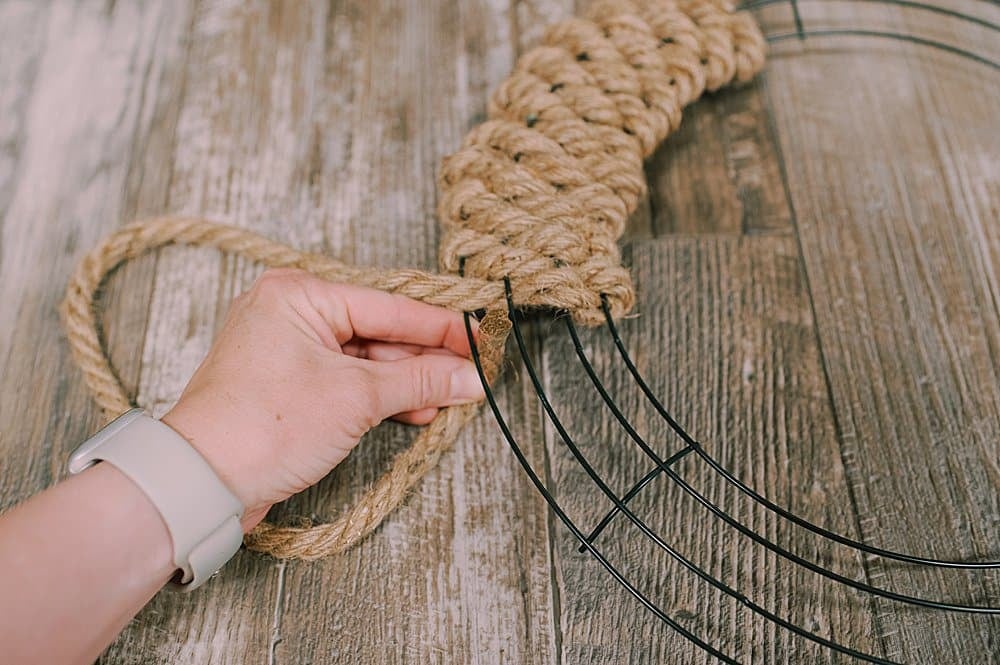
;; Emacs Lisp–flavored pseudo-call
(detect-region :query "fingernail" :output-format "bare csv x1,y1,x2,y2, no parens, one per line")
450,362,485,402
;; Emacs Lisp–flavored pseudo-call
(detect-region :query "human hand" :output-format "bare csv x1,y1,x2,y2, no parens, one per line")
161,268,484,531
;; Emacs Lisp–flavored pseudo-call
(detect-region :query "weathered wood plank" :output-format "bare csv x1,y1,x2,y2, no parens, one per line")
3,0,995,662
0,0,189,517
760,2,1000,661
646,83,793,236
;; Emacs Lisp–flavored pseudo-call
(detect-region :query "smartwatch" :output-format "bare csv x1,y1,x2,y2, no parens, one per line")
68,409,245,590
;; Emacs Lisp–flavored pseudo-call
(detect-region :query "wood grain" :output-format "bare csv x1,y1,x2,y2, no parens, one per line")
0,0,187,495
645,83,793,236
0,0,996,663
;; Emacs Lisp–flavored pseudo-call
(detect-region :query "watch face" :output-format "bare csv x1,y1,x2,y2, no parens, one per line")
66,408,144,474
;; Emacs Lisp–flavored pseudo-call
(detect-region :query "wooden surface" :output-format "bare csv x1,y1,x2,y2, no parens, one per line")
0,0,997,662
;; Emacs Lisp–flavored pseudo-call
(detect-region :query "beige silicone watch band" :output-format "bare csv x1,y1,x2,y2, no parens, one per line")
68,409,244,591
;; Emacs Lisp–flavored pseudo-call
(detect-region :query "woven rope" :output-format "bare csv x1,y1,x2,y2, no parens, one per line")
439,0,765,324
61,0,765,560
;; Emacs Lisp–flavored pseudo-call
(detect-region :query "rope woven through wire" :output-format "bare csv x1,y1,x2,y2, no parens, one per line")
61,0,766,560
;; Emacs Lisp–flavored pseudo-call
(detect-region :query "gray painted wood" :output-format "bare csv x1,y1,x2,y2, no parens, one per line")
0,0,995,663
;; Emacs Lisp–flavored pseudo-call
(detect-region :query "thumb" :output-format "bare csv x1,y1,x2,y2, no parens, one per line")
366,354,485,419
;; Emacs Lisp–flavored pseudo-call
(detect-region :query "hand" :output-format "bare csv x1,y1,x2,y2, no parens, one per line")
161,268,484,531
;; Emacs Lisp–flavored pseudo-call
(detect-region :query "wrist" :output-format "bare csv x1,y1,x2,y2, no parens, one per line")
160,404,264,531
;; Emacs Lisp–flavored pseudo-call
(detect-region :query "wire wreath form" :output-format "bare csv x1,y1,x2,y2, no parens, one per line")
460,1,998,663
60,0,998,661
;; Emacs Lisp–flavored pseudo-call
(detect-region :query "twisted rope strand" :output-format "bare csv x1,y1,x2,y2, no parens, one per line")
61,216,506,419
61,0,765,559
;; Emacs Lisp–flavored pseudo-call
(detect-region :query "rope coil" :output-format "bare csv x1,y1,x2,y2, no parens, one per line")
61,0,765,559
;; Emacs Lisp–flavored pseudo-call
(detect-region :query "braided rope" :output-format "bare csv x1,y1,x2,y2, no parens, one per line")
61,0,765,559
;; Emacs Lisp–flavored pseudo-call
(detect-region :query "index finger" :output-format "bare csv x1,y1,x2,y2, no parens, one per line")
302,278,478,356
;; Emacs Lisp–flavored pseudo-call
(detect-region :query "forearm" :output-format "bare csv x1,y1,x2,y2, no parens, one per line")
0,463,175,665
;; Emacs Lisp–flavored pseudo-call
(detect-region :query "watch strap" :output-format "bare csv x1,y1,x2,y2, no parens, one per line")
68,409,244,590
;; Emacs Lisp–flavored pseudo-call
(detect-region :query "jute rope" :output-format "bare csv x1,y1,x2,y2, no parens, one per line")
61,0,765,560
